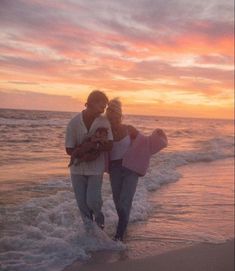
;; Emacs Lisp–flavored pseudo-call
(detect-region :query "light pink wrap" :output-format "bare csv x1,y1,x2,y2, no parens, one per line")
122,129,168,176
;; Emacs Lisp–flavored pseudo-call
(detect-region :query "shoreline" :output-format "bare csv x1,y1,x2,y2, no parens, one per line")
64,239,234,271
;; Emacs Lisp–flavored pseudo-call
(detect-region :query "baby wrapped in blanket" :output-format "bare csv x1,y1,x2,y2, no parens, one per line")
68,127,108,167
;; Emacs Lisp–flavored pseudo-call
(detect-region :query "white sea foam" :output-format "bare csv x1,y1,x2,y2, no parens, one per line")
0,190,126,271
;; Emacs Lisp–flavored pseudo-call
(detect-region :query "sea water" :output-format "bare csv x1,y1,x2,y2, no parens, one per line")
0,108,234,271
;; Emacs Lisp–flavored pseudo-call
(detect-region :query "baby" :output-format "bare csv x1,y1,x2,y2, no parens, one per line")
68,127,108,167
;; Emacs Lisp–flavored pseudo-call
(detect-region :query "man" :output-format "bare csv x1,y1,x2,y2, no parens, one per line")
65,90,113,229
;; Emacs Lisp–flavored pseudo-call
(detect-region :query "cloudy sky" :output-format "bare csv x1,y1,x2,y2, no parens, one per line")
0,0,234,118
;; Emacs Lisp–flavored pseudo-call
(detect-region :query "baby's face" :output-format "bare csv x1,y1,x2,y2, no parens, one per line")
100,131,108,139
95,129,107,139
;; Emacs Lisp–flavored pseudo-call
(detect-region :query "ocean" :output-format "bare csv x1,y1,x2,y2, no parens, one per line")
0,108,234,271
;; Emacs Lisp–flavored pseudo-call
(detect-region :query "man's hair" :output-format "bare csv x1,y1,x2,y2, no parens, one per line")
86,90,109,106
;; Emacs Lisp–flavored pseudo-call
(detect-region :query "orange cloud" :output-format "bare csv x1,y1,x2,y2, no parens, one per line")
0,90,83,112
0,0,234,119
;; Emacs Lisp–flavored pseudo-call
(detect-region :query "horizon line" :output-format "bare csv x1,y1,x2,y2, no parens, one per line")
0,106,233,121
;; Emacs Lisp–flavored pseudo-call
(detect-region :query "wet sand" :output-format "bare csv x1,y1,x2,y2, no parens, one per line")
64,239,234,271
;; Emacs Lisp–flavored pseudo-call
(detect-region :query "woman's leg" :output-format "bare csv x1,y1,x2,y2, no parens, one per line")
109,162,123,211
115,168,138,240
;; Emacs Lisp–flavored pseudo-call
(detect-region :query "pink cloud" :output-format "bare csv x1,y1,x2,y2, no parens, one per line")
0,0,234,116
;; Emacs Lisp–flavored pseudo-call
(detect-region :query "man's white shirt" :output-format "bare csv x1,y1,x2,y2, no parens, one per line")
65,113,113,175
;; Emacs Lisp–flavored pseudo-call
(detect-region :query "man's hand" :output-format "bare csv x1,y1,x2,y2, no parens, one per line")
66,142,94,157
79,141,96,154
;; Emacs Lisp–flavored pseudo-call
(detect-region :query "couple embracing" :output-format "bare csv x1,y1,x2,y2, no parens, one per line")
65,90,167,241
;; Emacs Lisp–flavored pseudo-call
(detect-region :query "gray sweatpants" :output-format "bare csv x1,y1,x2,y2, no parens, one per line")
71,174,104,227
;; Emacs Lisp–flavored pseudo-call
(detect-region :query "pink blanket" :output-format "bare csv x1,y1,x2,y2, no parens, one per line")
122,128,168,176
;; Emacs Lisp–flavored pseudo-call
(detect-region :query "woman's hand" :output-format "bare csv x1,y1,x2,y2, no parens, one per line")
128,125,139,140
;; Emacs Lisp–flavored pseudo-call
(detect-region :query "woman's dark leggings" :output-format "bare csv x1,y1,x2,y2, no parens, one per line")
109,160,138,239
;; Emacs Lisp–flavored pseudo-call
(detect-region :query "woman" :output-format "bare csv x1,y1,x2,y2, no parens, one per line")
106,98,139,241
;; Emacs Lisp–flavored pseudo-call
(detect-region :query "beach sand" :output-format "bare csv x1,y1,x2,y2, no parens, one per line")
64,239,234,271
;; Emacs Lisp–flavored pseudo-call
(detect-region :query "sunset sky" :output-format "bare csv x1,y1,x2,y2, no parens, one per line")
0,0,234,119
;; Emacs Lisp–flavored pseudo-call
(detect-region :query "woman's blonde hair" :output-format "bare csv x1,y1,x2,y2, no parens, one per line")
107,98,122,116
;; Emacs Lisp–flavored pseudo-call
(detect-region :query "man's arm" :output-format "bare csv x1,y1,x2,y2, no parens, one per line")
66,134,113,158
66,141,96,157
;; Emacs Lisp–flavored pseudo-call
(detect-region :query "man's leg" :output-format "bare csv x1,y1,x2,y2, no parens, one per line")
86,175,104,229
71,174,93,223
